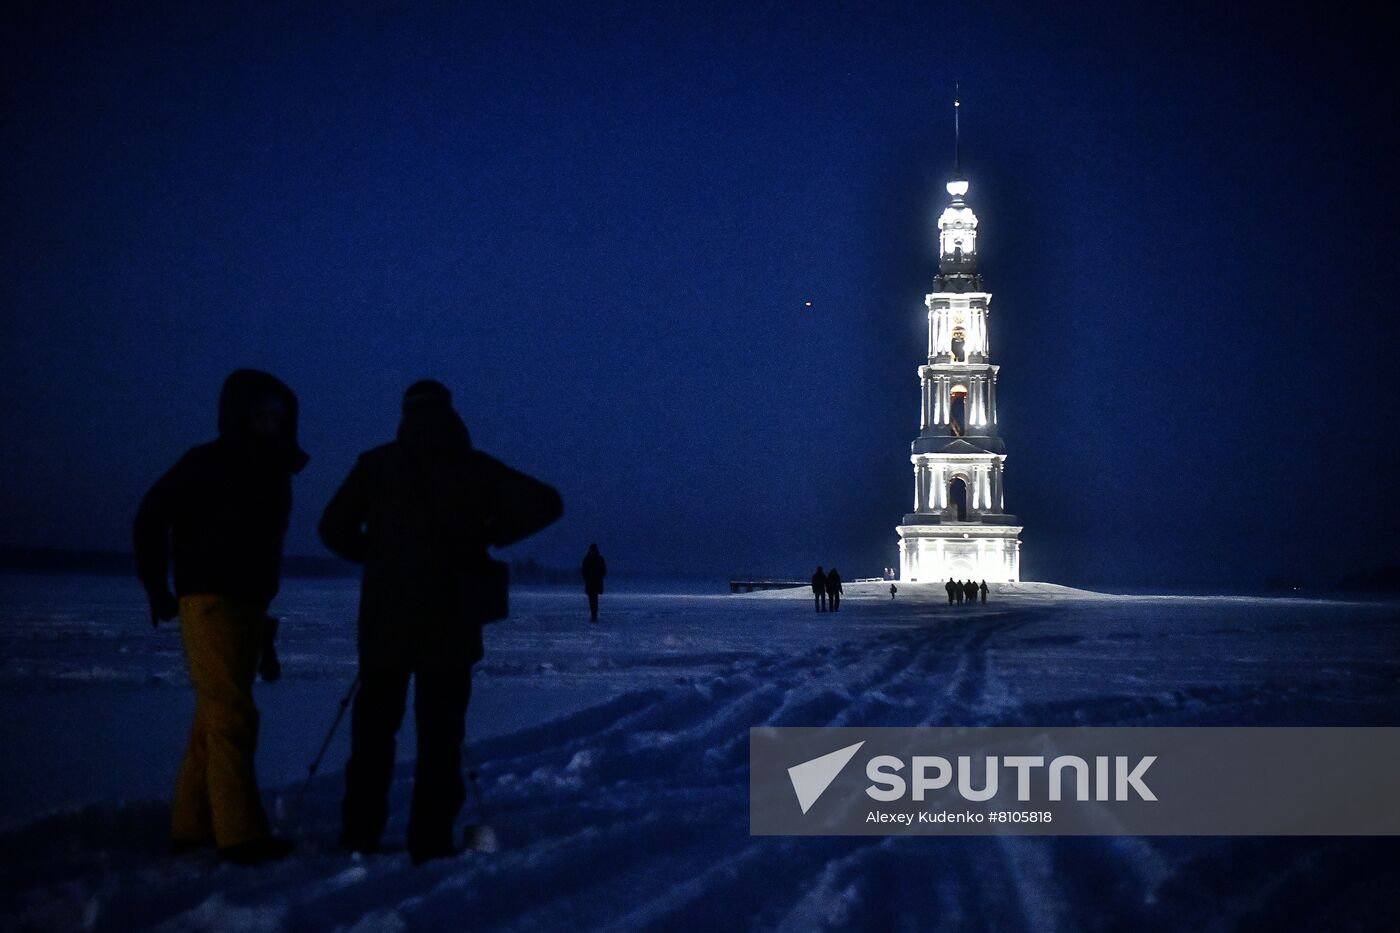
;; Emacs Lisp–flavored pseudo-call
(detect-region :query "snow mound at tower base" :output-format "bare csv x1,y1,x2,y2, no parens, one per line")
738,579,1111,602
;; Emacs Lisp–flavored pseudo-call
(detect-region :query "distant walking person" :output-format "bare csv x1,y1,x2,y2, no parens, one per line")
964,580,978,605
945,579,956,604
826,568,844,612
954,580,964,604
581,544,607,623
319,380,562,864
811,567,827,612
133,369,308,865
889,583,898,600
979,580,989,604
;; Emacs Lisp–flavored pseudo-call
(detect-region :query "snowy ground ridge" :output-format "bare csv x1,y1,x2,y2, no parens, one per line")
3,585,1399,931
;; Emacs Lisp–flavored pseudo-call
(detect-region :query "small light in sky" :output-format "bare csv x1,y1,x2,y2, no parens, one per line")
804,300,813,308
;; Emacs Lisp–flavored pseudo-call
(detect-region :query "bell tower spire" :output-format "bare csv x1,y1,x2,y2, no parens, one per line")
953,88,961,177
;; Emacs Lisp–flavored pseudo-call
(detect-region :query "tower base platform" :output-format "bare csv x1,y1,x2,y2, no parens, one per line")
897,521,1022,582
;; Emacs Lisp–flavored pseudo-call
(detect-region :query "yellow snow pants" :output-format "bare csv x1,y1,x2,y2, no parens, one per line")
171,594,270,848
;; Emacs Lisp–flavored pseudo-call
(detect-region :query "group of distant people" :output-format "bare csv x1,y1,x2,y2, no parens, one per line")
807,571,990,608
947,579,989,605
810,566,844,611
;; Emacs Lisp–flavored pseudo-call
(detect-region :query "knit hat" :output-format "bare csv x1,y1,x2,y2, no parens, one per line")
402,379,452,412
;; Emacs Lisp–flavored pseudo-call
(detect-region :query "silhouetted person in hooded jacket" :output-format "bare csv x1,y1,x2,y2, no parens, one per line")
945,579,956,604
133,369,308,865
811,567,827,611
319,381,562,864
980,580,989,604
826,568,843,612
581,544,606,622
964,580,978,605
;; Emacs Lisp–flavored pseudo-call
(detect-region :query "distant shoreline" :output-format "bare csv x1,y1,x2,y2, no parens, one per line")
0,545,356,580
1,546,1397,596
0,546,713,589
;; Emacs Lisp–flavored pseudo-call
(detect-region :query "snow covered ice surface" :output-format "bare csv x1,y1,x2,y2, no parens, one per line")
2,574,1400,932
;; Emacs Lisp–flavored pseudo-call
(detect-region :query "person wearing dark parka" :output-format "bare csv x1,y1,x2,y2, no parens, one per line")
825,568,843,612
811,567,827,612
319,380,562,864
133,368,308,865
581,544,606,622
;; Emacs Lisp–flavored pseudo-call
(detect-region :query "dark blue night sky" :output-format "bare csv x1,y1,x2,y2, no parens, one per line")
3,2,1397,586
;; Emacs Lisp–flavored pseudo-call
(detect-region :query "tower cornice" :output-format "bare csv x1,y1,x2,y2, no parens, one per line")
926,291,993,304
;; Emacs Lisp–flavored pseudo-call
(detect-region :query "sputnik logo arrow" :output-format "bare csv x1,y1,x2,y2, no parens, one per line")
787,741,865,814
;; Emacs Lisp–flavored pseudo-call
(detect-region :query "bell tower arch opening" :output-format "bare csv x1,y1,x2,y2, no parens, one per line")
949,386,967,436
948,476,968,522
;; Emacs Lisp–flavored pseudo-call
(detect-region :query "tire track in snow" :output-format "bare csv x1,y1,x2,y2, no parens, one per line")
9,598,1400,931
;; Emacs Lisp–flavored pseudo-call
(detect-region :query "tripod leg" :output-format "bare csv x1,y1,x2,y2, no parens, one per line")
299,674,360,800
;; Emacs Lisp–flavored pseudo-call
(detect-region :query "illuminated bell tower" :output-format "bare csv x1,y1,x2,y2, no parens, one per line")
897,98,1023,582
